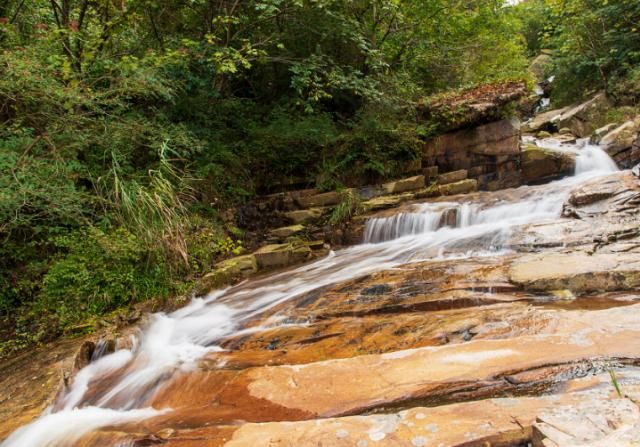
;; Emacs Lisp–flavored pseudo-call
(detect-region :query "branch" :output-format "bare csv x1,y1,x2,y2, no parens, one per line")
9,0,27,24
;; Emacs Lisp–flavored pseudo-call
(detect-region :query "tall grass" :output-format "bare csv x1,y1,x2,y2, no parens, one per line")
99,142,195,268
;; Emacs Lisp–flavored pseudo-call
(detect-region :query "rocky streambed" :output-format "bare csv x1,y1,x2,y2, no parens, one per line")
2,146,640,446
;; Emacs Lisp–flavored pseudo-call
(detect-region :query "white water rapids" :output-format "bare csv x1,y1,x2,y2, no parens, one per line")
2,141,620,447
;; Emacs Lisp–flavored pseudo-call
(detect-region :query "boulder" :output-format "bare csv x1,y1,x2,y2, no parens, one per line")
422,165,438,181
254,243,311,269
216,254,258,277
296,191,343,208
551,133,577,145
196,254,259,294
284,208,325,224
532,397,640,447
599,119,640,168
439,178,478,196
590,122,619,144
268,224,305,240
424,118,521,160
382,175,425,194
556,92,612,138
509,252,640,293
566,176,621,208
522,106,570,133
437,169,468,185
417,80,528,132
521,144,575,184
361,193,416,212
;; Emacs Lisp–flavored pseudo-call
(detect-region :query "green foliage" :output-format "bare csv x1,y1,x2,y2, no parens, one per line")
0,0,533,354
317,104,421,190
608,366,623,398
39,227,173,328
328,190,364,225
543,0,640,104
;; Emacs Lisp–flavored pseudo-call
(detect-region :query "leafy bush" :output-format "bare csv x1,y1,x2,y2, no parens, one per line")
38,227,173,328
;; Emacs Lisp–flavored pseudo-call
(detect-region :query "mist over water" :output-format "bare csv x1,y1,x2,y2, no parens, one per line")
1,143,619,447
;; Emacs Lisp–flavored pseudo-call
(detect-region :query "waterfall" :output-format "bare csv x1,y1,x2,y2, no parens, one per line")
1,141,621,447
575,144,619,174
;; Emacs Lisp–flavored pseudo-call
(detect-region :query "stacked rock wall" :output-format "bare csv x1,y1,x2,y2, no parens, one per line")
422,118,522,190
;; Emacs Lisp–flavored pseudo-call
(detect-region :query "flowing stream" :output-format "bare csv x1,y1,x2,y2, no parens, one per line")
2,141,620,447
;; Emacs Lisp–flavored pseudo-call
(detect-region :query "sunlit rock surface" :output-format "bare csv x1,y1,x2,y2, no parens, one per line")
2,166,640,447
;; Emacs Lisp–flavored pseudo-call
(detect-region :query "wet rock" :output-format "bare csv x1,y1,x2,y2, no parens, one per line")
360,284,392,296
382,175,425,194
521,144,575,184
439,179,478,196
537,130,553,139
566,176,621,207
552,133,578,144
437,169,467,185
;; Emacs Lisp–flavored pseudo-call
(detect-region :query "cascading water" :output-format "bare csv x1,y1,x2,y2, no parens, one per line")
1,141,620,447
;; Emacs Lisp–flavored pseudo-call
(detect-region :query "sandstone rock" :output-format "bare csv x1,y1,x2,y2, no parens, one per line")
361,193,415,211
521,144,575,184
566,176,622,207
591,122,619,144
195,254,259,293
556,92,612,138
284,208,325,224
254,243,311,269
424,118,521,160
268,224,305,239
523,106,570,133
422,165,438,181
437,169,467,185
551,133,577,144
296,191,343,208
382,175,425,194
558,127,572,135
439,178,478,195
418,80,528,132
537,130,553,139
600,119,640,168
532,397,640,447
509,252,640,293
